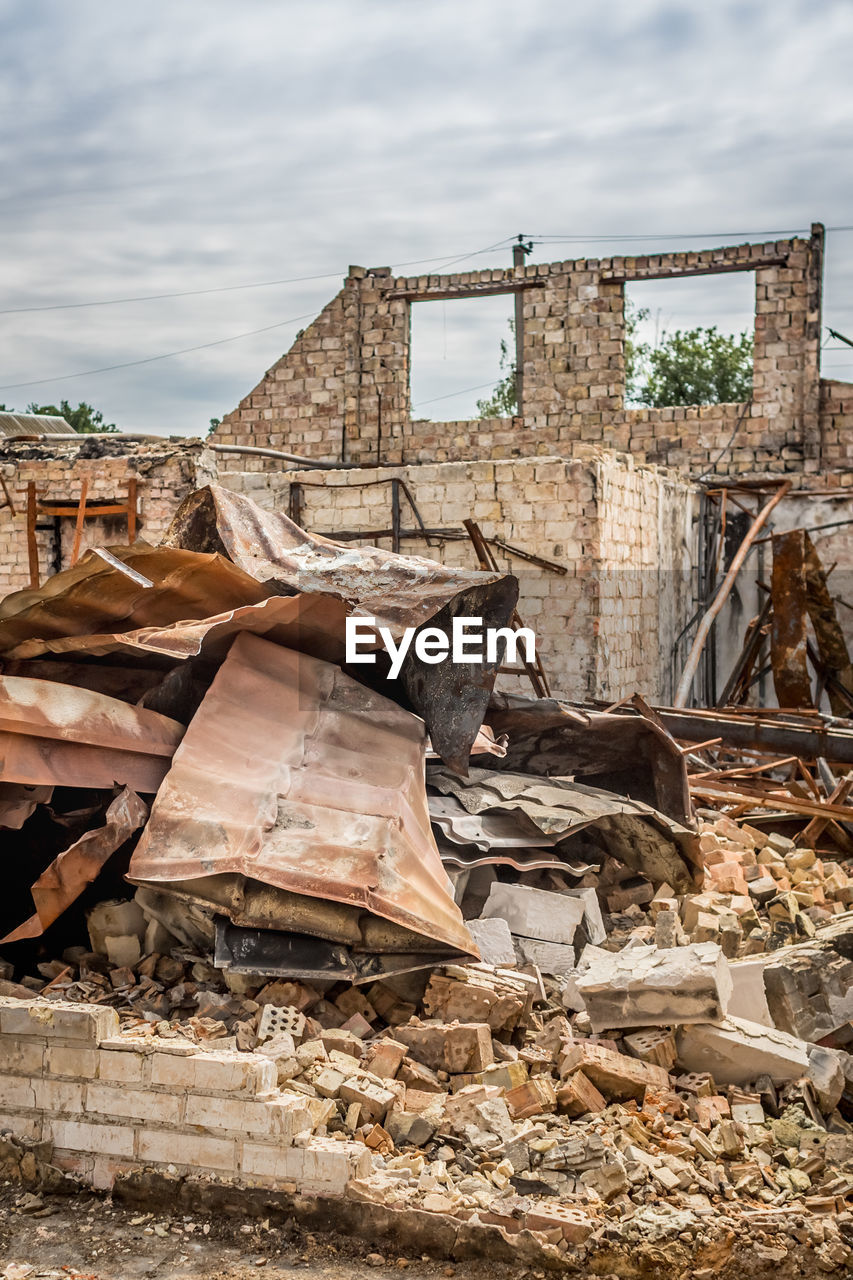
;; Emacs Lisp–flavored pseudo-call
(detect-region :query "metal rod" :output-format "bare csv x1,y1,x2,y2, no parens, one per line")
209,443,359,470
673,482,792,708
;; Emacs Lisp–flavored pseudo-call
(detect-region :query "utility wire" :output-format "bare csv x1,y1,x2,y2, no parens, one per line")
0,241,516,317
0,311,317,392
528,225,853,241
412,379,499,409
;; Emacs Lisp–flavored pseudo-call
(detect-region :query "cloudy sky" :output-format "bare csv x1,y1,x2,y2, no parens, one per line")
1,0,852,434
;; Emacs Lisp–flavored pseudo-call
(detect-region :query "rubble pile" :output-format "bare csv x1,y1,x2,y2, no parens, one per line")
2,483,853,1269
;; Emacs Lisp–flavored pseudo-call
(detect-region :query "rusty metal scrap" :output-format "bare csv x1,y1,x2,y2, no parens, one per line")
0,783,52,829
771,527,853,716
486,693,692,826
2,787,148,943
129,632,478,960
428,765,702,893
0,543,268,656
163,485,518,771
0,674,184,792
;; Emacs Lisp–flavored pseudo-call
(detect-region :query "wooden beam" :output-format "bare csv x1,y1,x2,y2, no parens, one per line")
25,481,39,588
69,478,89,567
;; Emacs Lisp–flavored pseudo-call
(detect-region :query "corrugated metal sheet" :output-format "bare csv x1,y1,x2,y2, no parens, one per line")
0,544,270,655
0,674,184,792
129,632,478,959
428,765,702,893
0,412,75,439
163,485,519,771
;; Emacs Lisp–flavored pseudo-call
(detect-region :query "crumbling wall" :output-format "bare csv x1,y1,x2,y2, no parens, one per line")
0,997,369,1195
211,227,832,479
221,450,697,703
595,459,696,702
0,439,205,596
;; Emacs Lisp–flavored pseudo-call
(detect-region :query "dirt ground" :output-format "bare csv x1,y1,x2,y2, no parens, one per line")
0,1186,521,1280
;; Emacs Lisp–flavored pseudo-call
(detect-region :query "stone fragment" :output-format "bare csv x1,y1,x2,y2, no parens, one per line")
555,1070,606,1117
504,1076,557,1119
623,1028,677,1069
523,1204,594,1243
465,918,516,967
394,1021,494,1073
475,1061,528,1092
514,937,577,977
576,942,732,1030
481,882,585,945
385,1111,435,1147
676,1015,811,1086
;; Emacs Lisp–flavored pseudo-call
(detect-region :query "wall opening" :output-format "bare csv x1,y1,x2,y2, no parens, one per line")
409,294,516,422
624,271,756,408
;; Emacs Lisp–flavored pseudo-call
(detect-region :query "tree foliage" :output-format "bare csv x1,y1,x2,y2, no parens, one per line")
478,304,753,415
476,322,517,418
24,400,117,433
632,325,753,407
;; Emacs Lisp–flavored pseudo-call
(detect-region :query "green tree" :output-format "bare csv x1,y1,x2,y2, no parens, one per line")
624,300,650,403
476,321,517,418
25,399,117,433
635,326,753,407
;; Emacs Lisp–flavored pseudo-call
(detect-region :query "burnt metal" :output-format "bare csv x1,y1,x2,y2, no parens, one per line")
485,693,693,827
213,919,469,984
129,632,478,959
163,484,517,771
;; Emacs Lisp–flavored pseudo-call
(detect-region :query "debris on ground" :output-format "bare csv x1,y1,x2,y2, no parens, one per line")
3,484,853,1273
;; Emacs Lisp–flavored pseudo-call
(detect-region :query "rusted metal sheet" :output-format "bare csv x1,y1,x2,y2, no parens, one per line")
0,675,184,792
0,782,52,829
2,592,350,669
1,788,148,943
428,766,701,893
129,632,478,959
486,694,692,827
0,544,268,656
771,529,812,708
771,528,853,714
163,485,518,771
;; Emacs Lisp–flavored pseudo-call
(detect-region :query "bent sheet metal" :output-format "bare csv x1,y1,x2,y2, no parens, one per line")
163,485,518,772
0,675,184,792
128,632,478,977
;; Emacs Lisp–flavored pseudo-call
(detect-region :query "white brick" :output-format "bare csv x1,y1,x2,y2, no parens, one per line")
97,1048,146,1084
46,1119,135,1158
137,1128,236,1170
0,999,118,1043
46,1046,98,1079
86,1083,181,1125
33,1078,84,1113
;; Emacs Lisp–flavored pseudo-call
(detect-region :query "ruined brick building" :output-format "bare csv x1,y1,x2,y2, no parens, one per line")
3,224,852,705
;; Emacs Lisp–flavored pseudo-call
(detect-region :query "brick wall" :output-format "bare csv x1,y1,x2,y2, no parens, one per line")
211,226,834,479
0,438,207,596
221,449,697,703
0,997,370,1196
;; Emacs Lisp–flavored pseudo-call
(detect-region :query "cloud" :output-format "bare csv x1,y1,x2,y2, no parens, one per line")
1,0,852,431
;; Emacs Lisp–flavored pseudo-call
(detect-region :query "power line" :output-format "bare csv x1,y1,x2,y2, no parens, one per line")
529,225,853,242
0,311,318,393
412,380,499,409
0,242,517,317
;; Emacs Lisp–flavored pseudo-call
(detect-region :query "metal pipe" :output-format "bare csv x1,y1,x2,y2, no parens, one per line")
673,481,792,708
209,443,359,470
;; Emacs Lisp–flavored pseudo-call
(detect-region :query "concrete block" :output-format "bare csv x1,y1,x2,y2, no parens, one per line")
465,917,516,967
726,957,774,1027
576,942,732,1030
86,1082,180,1125
45,1046,98,1079
47,1118,135,1158
513,937,578,976
338,1078,395,1124
676,1016,810,1086
0,999,118,1044
481,882,585,945
137,1128,236,1171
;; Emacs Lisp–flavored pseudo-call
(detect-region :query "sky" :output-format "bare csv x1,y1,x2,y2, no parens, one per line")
1,0,852,435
